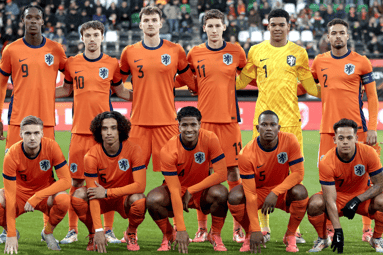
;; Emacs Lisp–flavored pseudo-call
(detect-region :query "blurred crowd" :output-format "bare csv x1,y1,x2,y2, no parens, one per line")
1,0,383,57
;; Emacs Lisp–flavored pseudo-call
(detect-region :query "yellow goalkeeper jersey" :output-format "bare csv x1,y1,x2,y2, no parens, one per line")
241,40,312,127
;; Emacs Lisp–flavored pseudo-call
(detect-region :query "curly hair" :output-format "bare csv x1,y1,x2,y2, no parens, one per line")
90,111,131,144
177,106,202,122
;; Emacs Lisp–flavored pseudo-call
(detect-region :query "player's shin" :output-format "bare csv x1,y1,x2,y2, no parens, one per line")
154,218,174,240
308,213,327,239
228,203,250,235
127,198,146,233
71,197,94,234
46,194,70,234
68,186,79,233
371,211,383,239
287,197,308,236
103,211,115,232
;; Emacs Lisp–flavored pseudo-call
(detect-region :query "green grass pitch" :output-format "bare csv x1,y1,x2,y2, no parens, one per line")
0,130,383,254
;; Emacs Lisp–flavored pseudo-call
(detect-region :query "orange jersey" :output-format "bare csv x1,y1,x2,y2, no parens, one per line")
319,143,382,194
311,50,374,133
64,53,122,134
0,37,66,126
120,39,189,126
187,42,246,123
3,137,70,236
161,128,227,231
84,140,146,229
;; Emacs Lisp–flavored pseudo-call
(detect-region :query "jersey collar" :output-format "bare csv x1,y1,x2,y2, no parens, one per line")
102,142,122,157
331,49,351,59
23,36,46,49
179,134,198,151
142,39,163,50
22,142,42,160
205,41,226,51
83,52,103,62
257,136,279,152
336,146,357,163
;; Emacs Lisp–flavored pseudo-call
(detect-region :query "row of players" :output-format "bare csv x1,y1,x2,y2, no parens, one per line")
0,2,380,254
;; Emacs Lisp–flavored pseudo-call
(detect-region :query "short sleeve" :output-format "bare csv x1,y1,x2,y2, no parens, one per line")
238,46,247,70
311,56,319,82
186,49,194,70
3,149,17,179
177,44,189,73
297,48,312,81
111,58,122,86
319,160,335,185
240,46,256,80
63,58,73,84
160,144,177,174
57,44,67,72
287,134,304,166
208,133,225,164
131,144,146,172
360,56,374,85
119,46,131,75
0,45,12,76
84,149,99,176
366,146,383,177
51,140,67,170
238,149,255,178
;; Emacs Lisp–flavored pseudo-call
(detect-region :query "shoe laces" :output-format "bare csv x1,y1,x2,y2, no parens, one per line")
313,238,325,248
374,238,383,248
234,228,244,237
86,234,94,244
65,229,76,238
105,229,118,239
127,233,137,245
196,228,207,237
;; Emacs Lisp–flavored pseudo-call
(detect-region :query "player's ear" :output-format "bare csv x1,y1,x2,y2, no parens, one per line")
222,24,227,31
287,23,291,31
256,125,259,133
333,135,336,144
139,22,142,30
203,25,206,32
80,36,84,43
277,125,281,131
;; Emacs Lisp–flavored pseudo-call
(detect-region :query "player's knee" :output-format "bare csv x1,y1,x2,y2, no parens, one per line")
307,194,325,216
128,193,146,205
372,194,383,212
290,184,308,201
72,178,85,188
72,187,87,200
54,193,70,212
146,190,166,210
228,185,245,205
208,184,228,204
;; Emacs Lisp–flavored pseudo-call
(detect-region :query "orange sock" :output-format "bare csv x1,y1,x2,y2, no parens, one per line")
103,211,115,232
211,216,225,235
371,212,383,239
228,180,242,231
69,186,79,233
228,203,250,234
127,198,146,233
43,213,49,228
308,213,327,239
71,196,94,233
47,194,70,232
154,218,173,240
287,197,308,234
0,206,5,228
197,210,208,229
362,216,372,231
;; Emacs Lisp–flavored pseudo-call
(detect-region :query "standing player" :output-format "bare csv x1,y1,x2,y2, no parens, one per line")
235,9,320,243
71,111,146,252
1,116,71,253
119,6,196,175
55,20,132,244
182,9,246,243
146,106,228,253
228,110,308,253
307,119,383,253
311,18,380,242
0,4,66,239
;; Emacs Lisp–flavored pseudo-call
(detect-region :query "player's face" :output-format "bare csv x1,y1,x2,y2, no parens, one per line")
139,13,162,37
257,115,280,142
328,24,349,50
22,7,44,35
101,118,119,146
20,124,43,150
268,17,290,42
82,28,104,53
179,117,201,144
334,127,357,155
203,18,226,43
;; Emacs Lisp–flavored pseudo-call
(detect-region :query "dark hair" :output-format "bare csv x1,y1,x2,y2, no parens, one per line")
139,6,162,20
203,9,225,25
268,9,289,23
20,115,43,129
177,106,202,122
90,111,131,144
333,118,358,134
22,5,45,20
327,18,349,31
80,20,105,36
258,110,279,123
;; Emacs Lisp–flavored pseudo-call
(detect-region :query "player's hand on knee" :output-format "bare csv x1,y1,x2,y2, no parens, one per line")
24,201,34,212
182,190,192,213
331,229,344,254
0,122,5,141
87,181,106,200
4,236,18,254
250,231,264,253
366,130,377,146
341,196,361,220
261,192,278,215
94,231,107,253
173,231,189,254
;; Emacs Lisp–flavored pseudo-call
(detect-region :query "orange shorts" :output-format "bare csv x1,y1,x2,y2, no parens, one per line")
69,134,97,179
256,187,288,212
129,125,178,172
98,196,129,218
201,122,242,167
6,125,55,152
318,132,367,162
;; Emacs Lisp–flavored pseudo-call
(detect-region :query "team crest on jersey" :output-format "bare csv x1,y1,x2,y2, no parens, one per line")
99,67,109,79
118,159,130,171
287,55,296,67
39,160,51,171
344,63,355,75
354,164,365,176
194,152,205,164
70,163,78,173
223,53,233,65
45,53,54,66
161,54,171,66
277,152,288,164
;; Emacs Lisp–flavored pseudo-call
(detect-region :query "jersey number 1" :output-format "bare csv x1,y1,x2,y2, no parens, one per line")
75,76,84,89
263,65,267,78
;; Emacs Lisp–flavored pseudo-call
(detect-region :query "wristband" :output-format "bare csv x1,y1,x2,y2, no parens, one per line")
95,228,104,233
105,189,108,198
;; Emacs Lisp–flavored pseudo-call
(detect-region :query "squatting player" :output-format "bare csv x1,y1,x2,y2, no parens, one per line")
146,106,228,253
307,119,383,253
119,6,196,174
311,18,380,242
56,20,132,245
235,8,320,243
71,111,146,252
228,110,308,253
1,116,71,253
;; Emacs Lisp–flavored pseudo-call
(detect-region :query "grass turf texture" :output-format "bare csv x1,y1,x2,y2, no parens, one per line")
0,130,382,254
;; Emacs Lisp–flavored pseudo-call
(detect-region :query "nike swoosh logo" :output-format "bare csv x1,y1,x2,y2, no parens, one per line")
75,70,83,74
335,174,343,178
197,59,205,63
260,58,268,62
321,68,328,71
19,58,27,62
134,59,142,63
177,163,184,166
257,164,264,169
99,168,107,171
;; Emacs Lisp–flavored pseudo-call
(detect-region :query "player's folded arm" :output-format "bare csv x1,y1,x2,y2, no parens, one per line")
300,76,321,98
356,167,383,202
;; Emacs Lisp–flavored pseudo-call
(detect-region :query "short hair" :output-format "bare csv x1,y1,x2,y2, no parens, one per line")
203,9,225,25
268,9,290,23
22,5,45,20
327,18,349,31
90,111,131,144
139,6,162,20
177,106,202,122
258,110,279,123
80,20,105,37
20,115,43,129
333,118,358,134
